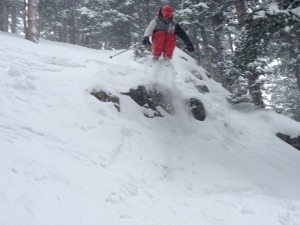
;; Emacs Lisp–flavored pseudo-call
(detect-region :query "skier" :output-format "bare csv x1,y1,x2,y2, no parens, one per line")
142,5,195,62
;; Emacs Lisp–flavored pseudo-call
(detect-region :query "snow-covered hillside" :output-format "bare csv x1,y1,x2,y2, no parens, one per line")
1,32,300,225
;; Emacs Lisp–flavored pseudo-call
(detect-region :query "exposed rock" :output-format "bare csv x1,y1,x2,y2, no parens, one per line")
122,85,174,118
91,90,120,112
180,56,188,61
195,85,209,94
185,77,197,84
190,70,203,80
187,98,206,121
91,87,206,121
276,133,300,151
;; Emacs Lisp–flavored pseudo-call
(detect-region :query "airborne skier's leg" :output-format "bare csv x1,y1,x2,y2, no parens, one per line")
152,31,166,60
163,33,176,60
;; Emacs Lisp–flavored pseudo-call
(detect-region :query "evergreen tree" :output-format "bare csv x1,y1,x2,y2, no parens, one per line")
230,0,300,108
265,64,300,121
176,1,215,78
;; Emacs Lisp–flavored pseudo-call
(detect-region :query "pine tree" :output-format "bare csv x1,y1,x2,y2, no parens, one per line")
229,0,300,110
265,64,300,121
176,1,216,78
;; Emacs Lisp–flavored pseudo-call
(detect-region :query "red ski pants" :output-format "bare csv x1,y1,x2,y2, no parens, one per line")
152,31,176,59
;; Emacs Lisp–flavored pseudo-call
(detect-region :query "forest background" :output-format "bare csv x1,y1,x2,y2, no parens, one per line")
0,0,299,121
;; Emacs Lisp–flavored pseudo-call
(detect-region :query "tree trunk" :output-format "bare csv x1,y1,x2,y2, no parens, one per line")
248,74,264,107
0,0,3,31
56,2,65,42
236,0,245,26
0,0,9,32
295,65,300,91
228,31,234,53
10,2,17,33
199,24,215,79
68,10,76,44
212,10,225,84
24,0,28,39
297,35,300,91
26,0,40,43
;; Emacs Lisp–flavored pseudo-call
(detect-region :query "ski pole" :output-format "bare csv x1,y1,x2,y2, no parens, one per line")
109,43,141,59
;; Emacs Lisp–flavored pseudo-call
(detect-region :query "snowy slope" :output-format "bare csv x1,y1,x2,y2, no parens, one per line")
1,32,300,225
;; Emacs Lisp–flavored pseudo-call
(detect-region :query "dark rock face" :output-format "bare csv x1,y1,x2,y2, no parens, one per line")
91,86,206,121
187,98,206,121
190,70,203,80
276,133,300,151
91,90,120,112
195,85,209,94
122,85,174,118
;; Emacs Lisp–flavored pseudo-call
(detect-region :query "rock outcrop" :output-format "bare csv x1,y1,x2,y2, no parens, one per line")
91,85,206,121
91,90,120,112
276,133,300,151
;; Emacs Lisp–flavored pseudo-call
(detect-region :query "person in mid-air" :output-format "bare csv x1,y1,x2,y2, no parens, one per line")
143,5,195,62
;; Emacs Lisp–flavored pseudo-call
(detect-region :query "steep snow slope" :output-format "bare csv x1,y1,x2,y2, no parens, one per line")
1,32,300,225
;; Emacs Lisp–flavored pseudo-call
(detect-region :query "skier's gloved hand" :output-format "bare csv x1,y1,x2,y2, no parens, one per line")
142,36,151,45
186,42,195,52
